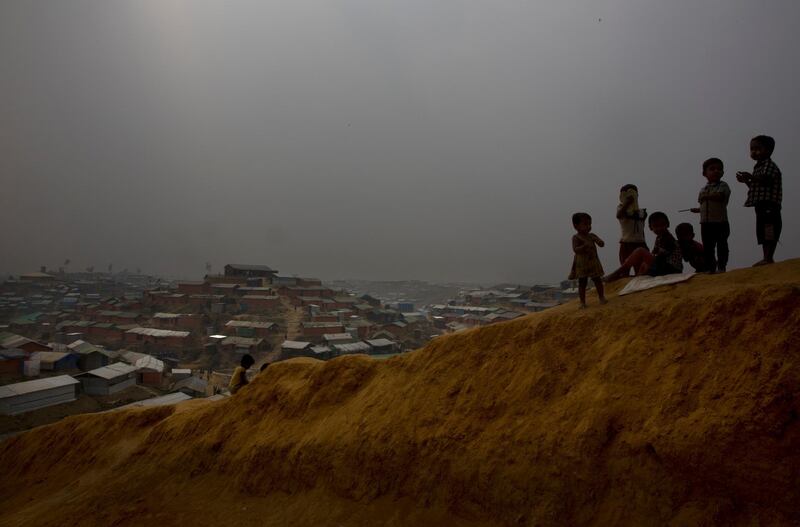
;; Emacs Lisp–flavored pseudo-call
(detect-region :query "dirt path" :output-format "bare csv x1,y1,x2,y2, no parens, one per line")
281,297,303,340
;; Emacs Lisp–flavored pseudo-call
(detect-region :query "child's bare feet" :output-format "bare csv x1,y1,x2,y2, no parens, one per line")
599,298,608,305
579,303,587,309
752,259,772,267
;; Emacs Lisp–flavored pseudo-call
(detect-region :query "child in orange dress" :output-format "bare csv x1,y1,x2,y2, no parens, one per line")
569,212,607,308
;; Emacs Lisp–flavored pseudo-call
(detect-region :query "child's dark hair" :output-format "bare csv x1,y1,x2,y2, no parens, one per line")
648,211,669,227
675,223,694,237
702,157,723,172
241,354,255,368
751,135,775,154
620,184,638,192
571,212,591,227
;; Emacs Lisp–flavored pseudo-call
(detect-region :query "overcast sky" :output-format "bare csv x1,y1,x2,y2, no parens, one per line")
1,1,798,284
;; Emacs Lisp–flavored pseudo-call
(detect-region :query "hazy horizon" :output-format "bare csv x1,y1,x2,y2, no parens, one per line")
2,1,798,284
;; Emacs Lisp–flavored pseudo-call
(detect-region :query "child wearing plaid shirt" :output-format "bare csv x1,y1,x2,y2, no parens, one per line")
736,135,782,266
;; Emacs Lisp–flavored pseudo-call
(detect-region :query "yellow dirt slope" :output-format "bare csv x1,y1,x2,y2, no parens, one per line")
2,261,800,526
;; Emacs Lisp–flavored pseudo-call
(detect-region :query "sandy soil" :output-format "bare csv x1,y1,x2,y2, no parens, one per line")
1,260,800,526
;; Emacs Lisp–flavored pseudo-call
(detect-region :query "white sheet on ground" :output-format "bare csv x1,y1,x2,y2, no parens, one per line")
618,272,695,296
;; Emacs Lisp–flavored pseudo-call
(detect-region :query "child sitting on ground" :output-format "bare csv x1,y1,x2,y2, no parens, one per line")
616,184,649,265
690,157,731,272
735,135,782,266
568,212,607,308
228,353,255,394
605,211,683,281
675,223,708,272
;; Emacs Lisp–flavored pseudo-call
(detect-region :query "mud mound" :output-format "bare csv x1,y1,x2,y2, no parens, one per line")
2,261,800,526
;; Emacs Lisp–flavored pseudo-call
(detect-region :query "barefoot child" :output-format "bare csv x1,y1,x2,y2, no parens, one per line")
690,157,731,272
568,212,607,308
616,184,648,265
605,212,683,281
735,135,782,266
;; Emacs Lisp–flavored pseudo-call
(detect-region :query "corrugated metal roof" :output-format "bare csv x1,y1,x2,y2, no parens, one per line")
323,333,353,342
67,339,102,354
0,375,79,399
0,332,37,349
172,376,207,393
97,310,141,318
366,338,395,347
0,349,27,359
221,336,263,347
301,322,344,328
125,327,190,338
121,350,147,364
135,355,165,372
332,342,371,354
281,340,312,350
241,295,279,300
153,312,180,319
226,264,276,272
30,351,73,362
85,362,138,380
225,320,275,329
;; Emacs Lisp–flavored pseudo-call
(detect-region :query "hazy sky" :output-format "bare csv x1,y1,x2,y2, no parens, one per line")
2,1,798,284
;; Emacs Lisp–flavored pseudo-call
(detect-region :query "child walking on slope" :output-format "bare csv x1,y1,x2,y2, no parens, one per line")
569,212,607,308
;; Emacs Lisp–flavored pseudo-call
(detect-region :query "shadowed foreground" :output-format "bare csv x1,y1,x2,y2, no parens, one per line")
2,261,800,526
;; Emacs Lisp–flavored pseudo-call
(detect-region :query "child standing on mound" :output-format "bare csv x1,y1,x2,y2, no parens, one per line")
616,184,648,265
736,135,782,266
569,212,607,308
690,157,731,272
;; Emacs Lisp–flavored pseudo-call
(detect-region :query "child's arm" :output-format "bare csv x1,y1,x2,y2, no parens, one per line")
616,196,636,219
589,233,605,247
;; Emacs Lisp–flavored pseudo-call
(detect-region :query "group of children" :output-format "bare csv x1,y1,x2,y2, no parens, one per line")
569,135,784,308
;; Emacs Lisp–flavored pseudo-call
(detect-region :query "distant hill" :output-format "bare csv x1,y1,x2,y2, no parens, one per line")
2,261,800,526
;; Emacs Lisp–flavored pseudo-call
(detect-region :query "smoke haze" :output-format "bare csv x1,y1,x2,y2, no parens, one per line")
2,1,798,283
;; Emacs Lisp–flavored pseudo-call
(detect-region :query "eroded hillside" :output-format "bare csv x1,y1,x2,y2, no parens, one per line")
2,261,800,526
